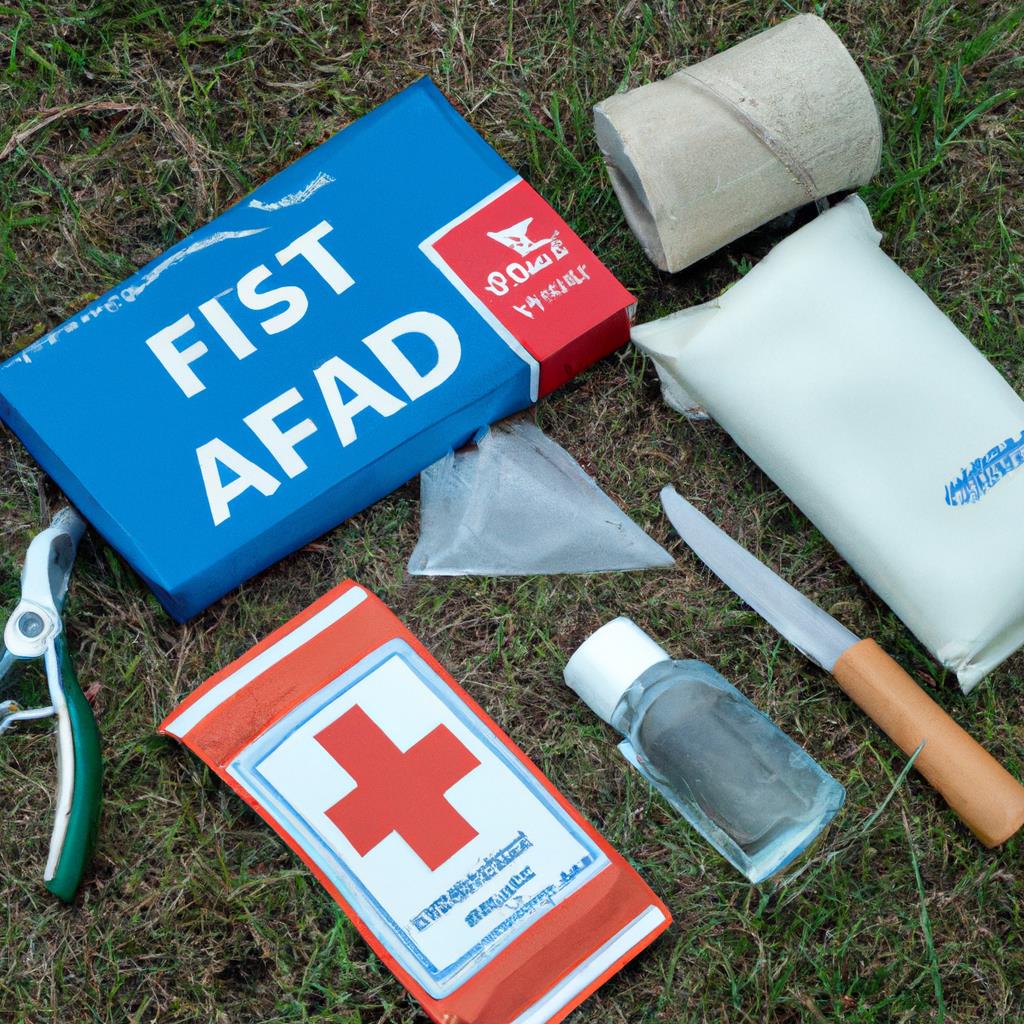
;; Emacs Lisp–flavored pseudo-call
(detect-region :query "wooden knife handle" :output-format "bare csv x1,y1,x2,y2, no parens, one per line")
832,638,1024,847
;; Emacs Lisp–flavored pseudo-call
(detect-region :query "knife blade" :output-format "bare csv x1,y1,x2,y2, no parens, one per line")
659,485,857,671
660,485,1024,848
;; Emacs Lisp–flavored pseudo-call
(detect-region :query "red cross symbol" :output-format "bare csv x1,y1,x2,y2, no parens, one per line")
315,705,481,871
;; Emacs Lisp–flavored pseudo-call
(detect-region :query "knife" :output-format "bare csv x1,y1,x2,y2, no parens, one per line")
660,485,1024,847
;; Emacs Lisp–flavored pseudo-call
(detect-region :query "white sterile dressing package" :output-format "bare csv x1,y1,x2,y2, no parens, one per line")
633,196,1024,692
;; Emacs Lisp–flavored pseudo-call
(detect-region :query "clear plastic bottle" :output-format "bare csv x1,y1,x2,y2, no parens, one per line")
564,617,844,882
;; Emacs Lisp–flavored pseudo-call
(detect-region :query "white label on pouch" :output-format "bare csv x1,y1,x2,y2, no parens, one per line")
229,638,607,998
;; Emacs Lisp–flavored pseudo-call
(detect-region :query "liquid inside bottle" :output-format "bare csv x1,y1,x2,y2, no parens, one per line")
639,673,811,851
564,616,844,883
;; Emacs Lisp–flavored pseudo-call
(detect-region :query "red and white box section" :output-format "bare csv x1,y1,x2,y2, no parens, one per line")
422,176,635,399
161,582,669,1024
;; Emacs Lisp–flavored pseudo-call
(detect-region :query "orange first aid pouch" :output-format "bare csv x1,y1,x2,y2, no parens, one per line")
160,582,669,1023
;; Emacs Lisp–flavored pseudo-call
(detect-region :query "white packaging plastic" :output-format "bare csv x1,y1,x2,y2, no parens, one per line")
632,196,1024,692
408,418,674,577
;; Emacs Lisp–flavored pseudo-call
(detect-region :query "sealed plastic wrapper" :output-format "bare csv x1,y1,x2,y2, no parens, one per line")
408,418,674,576
632,196,1024,692
160,582,670,1024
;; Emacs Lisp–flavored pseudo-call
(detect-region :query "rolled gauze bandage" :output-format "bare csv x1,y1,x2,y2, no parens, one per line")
594,14,882,272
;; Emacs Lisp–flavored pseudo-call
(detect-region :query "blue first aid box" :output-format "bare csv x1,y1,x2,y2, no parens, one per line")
0,80,633,620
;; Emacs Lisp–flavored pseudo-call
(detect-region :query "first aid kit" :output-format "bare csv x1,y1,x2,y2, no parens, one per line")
0,78,634,621
160,582,669,1024
633,196,1024,692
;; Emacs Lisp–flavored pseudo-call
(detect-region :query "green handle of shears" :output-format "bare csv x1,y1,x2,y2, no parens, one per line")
44,634,102,902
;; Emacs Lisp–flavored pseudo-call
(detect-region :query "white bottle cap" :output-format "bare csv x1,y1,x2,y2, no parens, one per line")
563,617,670,724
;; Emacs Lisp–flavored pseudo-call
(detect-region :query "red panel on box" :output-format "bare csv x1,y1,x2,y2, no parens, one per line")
428,180,634,395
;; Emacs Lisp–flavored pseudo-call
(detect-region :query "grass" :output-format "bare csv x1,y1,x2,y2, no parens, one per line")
1,1,1023,1021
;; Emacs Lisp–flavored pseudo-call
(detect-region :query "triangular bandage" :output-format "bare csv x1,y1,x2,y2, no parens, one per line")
408,418,675,576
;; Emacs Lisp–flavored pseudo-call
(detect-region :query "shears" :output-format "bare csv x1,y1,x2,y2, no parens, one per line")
0,508,101,901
